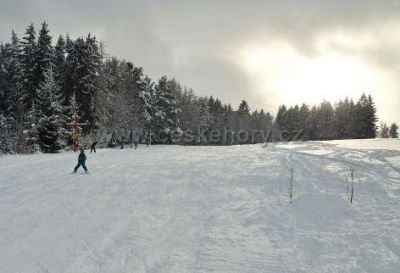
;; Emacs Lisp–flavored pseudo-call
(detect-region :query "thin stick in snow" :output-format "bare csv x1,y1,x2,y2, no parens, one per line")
346,174,349,201
350,168,354,204
289,167,294,204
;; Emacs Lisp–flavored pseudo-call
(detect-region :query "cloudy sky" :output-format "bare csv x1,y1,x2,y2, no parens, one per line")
1,0,399,123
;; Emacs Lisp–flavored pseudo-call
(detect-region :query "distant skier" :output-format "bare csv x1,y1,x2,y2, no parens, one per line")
90,141,98,153
73,147,88,173
146,132,152,146
120,135,124,149
133,135,139,149
129,130,133,149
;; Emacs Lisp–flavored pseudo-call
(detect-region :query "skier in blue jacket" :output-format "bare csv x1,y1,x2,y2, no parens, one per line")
73,146,88,173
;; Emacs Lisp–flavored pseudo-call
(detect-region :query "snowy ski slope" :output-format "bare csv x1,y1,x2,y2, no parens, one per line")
1,139,399,273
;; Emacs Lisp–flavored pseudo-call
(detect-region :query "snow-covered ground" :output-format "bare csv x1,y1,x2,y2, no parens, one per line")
1,139,399,273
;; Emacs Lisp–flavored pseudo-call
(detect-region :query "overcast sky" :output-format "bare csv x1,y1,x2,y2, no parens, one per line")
1,0,399,123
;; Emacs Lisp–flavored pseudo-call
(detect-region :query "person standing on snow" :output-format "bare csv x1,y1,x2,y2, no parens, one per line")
90,141,98,153
120,135,125,149
134,135,139,149
129,130,133,149
73,147,88,173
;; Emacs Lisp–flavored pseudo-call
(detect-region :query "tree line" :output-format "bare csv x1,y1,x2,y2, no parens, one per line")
378,123,399,139
0,22,395,153
276,96,381,141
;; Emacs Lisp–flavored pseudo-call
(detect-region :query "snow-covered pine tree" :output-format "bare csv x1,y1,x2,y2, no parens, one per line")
208,98,224,137
2,31,24,120
276,105,288,133
0,32,27,152
20,23,37,109
153,76,181,142
304,105,318,140
379,123,389,138
35,21,54,91
35,68,65,153
0,114,17,154
93,58,113,131
167,78,182,130
286,105,301,135
334,98,355,139
69,34,101,130
62,34,75,101
82,34,101,129
389,123,398,138
175,87,199,139
23,102,40,153
238,100,250,115
316,101,335,140
127,64,145,130
53,35,66,92
92,42,109,132
354,93,378,138
222,103,235,129
199,97,210,130
138,75,155,133
67,93,80,118
0,43,5,113
237,100,251,143
298,103,310,139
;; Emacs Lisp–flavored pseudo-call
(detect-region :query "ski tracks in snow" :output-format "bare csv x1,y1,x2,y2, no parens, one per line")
1,140,399,273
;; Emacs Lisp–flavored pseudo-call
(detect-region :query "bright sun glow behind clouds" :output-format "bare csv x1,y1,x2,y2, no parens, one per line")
240,42,377,107
237,21,400,124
